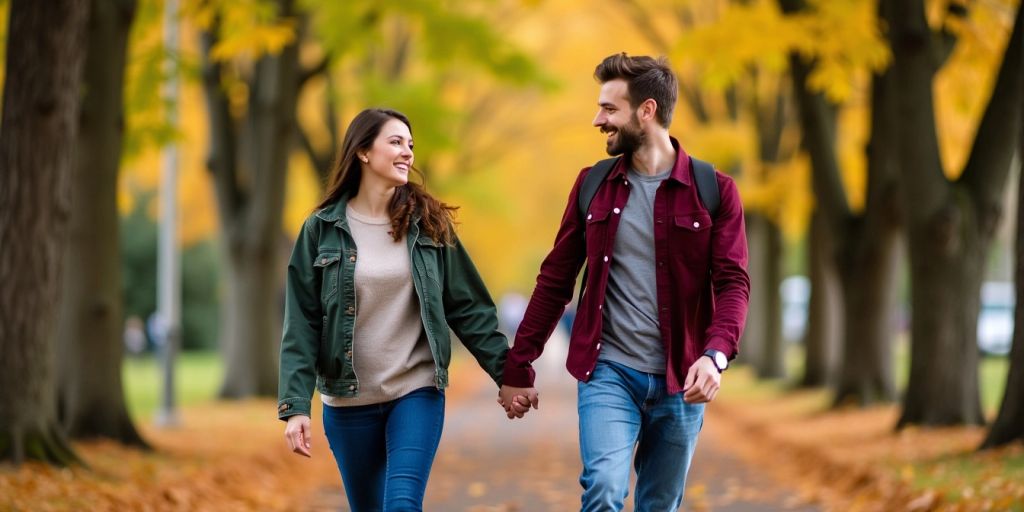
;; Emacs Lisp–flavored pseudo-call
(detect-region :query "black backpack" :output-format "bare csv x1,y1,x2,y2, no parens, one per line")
575,155,720,299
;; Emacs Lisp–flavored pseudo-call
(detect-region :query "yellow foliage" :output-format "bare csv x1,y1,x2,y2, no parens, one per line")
934,0,1020,178
735,156,812,241
181,0,296,61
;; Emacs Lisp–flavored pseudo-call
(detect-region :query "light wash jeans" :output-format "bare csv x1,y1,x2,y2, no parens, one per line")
577,359,704,512
322,387,445,512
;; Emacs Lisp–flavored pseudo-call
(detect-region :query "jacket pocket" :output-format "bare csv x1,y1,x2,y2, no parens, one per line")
584,207,613,258
671,212,713,265
415,236,443,287
313,252,341,302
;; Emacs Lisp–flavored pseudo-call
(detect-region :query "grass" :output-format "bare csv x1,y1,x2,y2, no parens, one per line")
122,351,223,420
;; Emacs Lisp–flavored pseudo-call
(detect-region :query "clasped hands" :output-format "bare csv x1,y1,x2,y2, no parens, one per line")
497,385,539,419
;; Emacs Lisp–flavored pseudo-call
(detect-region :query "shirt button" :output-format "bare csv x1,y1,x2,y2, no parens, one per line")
693,221,700,228
603,256,609,262
349,255,356,262
587,213,593,220
348,385,356,391
613,208,621,214
346,306,355,314
585,370,591,377
596,342,602,350
320,257,327,264
598,304,603,310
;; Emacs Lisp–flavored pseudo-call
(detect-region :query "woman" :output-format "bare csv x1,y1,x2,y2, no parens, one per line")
278,108,527,511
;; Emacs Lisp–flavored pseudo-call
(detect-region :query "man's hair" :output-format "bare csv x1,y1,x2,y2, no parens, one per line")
594,53,678,128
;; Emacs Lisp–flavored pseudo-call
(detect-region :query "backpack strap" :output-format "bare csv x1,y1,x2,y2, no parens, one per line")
690,156,720,218
578,157,620,222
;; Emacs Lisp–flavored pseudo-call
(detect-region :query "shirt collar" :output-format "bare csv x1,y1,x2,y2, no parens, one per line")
606,136,692,186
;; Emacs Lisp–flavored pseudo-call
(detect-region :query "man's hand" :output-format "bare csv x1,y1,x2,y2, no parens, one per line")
284,414,312,457
497,385,539,419
683,356,721,404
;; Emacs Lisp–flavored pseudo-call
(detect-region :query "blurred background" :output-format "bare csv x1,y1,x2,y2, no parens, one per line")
1,0,1022,510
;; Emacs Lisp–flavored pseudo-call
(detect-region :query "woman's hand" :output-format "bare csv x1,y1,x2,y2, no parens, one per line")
284,415,312,457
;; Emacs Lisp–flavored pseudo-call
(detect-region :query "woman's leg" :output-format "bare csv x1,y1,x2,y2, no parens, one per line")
322,402,388,512
382,387,446,511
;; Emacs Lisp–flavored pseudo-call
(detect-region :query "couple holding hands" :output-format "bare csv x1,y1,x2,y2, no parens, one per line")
277,52,750,512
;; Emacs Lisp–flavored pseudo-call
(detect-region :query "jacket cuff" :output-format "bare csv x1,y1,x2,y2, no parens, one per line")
277,397,311,421
500,363,536,388
703,336,736,360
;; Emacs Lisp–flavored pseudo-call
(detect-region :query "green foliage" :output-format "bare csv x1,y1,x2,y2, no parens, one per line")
120,191,221,350
122,351,223,419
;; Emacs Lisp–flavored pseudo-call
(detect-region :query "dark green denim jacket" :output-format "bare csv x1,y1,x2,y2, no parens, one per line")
277,198,508,420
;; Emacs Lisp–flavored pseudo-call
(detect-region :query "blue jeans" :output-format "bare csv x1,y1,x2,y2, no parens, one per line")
577,360,704,512
322,387,445,512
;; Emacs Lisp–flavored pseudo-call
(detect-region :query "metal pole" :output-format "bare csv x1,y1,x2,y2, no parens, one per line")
156,0,180,427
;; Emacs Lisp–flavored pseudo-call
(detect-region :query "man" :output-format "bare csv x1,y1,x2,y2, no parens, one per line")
498,53,750,511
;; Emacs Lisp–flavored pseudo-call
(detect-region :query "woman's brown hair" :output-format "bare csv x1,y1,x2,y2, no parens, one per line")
316,108,458,245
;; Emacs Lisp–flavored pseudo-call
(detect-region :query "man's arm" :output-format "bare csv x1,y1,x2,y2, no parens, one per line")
701,173,750,360
501,168,591,388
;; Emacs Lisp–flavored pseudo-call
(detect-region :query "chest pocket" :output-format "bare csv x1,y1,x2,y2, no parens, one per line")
313,252,341,302
671,212,713,264
584,207,613,258
414,236,443,287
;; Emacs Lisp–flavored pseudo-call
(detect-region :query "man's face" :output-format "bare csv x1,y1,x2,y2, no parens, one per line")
593,79,644,156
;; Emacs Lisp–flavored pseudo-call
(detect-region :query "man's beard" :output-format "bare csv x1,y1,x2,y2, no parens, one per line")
605,116,645,156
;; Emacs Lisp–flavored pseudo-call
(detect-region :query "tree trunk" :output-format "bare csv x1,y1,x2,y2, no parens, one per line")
201,0,300,398
799,210,842,387
981,92,1024,447
743,213,786,378
832,65,901,406
738,214,768,368
0,0,90,466
782,0,903,405
55,0,146,447
892,1,1023,427
833,218,900,405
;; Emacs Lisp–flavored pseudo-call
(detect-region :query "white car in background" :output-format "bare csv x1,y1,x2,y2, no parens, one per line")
978,281,1014,356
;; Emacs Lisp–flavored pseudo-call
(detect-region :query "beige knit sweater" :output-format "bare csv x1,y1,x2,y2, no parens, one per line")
320,207,436,407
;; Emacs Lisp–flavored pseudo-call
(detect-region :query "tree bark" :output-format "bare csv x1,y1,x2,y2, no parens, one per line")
743,213,786,378
892,1,1023,427
201,0,300,398
981,86,1024,448
0,0,90,466
55,0,147,447
799,210,842,387
832,64,902,406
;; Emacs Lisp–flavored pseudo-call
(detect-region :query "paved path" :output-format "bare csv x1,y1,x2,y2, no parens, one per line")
303,340,819,511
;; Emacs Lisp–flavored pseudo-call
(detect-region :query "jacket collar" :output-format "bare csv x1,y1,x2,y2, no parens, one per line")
314,192,423,229
607,136,692,186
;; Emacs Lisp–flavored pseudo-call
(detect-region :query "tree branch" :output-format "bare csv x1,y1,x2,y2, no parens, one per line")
199,22,242,223
297,54,329,89
932,1,968,71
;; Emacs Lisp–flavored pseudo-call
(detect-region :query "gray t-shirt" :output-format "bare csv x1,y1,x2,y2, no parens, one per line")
599,168,670,374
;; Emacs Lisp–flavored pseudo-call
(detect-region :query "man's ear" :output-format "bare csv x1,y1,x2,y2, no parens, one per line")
639,98,658,122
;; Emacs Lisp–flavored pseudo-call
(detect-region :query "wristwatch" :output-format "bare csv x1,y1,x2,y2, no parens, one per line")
703,349,729,373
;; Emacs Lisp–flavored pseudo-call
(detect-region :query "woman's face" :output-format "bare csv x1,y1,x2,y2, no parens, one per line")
358,118,414,188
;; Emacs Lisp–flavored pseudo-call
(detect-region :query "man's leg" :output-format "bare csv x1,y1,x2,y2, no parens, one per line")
632,377,704,512
577,360,645,512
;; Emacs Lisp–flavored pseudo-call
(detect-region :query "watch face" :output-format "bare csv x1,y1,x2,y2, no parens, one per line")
713,352,728,370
